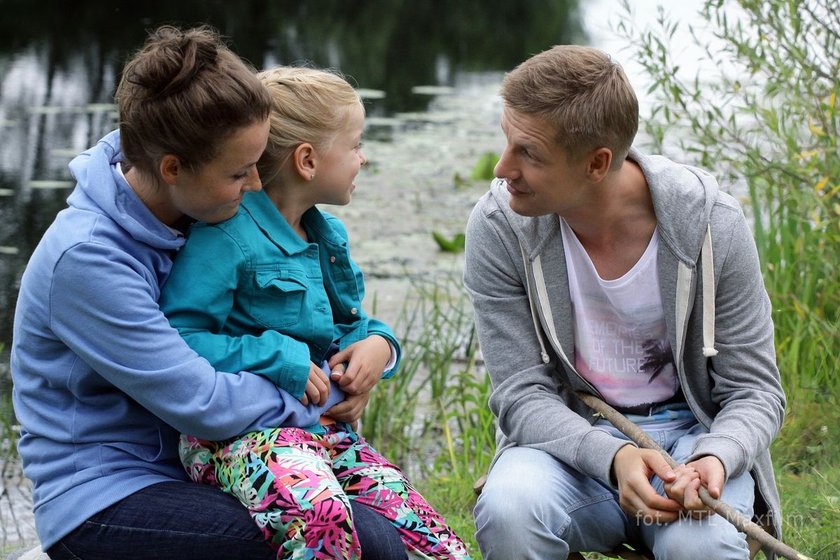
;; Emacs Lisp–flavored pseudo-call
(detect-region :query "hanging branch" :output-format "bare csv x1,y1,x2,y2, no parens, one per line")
574,391,813,560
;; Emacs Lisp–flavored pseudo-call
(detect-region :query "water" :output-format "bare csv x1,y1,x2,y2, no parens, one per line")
0,0,718,550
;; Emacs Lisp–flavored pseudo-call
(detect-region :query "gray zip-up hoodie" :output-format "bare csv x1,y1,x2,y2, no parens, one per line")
464,148,785,542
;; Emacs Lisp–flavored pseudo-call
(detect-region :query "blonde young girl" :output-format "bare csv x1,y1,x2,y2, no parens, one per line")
160,67,472,560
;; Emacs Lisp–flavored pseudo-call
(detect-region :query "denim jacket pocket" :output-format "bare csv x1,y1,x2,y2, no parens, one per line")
251,269,308,328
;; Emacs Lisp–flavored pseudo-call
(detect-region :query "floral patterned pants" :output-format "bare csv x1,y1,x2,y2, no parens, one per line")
180,424,472,560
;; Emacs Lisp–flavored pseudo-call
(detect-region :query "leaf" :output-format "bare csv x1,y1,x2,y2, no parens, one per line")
432,231,466,253
470,152,500,181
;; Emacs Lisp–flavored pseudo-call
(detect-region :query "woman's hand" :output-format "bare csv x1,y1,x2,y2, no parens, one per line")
325,391,371,426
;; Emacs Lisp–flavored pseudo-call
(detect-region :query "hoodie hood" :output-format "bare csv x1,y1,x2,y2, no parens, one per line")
629,147,720,265
489,146,721,267
66,130,183,251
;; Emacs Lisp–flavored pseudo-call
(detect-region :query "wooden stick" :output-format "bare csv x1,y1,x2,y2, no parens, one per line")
574,391,813,560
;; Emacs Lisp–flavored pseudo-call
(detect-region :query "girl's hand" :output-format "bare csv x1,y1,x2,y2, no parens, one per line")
300,361,330,406
328,335,391,395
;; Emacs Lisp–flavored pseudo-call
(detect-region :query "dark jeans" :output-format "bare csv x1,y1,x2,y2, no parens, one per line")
47,481,408,560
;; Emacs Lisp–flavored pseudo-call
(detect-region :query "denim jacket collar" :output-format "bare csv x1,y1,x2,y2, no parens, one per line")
239,190,346,255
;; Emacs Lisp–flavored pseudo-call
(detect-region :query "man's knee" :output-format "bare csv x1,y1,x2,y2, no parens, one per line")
474,474,568,543
651,517,750,560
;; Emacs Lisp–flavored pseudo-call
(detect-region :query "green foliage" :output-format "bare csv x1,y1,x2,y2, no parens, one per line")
776,465,840,560
362,275,493,483
771,397,840,558
431,231,466,253
0,343,13,462
414,472,482,558
470,152,500,181
362,278,489,558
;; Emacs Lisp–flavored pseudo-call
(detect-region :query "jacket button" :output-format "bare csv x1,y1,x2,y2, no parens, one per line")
350,307,358,315
329,255,336,263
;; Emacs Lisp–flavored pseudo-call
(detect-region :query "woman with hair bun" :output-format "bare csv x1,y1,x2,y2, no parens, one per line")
10,25,405,560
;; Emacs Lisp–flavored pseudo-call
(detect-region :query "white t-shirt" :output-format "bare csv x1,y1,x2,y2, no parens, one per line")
560,217,680,409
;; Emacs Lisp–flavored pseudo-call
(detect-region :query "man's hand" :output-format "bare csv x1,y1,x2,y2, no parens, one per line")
663,454,724,518
327,335,391,394
663,463,702,513
690,455,725,499
613,445,683,524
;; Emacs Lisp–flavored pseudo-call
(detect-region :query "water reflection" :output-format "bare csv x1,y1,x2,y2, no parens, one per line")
0,1,583,388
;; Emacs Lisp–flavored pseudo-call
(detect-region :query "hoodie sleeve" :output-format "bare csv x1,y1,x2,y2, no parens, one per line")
49,241,324,439
464,193,628,486
688,204,786,478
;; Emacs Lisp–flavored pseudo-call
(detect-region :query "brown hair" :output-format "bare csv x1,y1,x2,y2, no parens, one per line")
115,25,272,177
501,45,638,168
256,66,362,187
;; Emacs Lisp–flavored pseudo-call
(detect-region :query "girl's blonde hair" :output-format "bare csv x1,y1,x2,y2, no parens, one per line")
257,66,362,187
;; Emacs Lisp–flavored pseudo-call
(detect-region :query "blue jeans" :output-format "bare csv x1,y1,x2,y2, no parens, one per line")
46,481,407,560
474,420,755,560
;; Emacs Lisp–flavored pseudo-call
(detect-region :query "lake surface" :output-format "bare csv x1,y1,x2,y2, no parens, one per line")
0,0,717,550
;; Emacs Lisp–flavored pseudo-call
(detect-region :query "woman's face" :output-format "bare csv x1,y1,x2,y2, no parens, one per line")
169,118,270,224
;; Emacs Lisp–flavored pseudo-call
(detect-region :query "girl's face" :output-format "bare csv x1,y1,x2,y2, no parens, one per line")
311,103,366,206
170,118,270,224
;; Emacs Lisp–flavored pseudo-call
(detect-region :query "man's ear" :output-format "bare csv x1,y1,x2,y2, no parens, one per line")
292,143,317,180
159,154,182,186
586,147,613,182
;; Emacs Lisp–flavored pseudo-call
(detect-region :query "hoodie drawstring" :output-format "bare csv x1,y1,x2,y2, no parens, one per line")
701,224,718,357
520,243,551,365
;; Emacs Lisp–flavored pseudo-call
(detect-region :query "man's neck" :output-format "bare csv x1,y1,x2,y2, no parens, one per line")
562,159,656,280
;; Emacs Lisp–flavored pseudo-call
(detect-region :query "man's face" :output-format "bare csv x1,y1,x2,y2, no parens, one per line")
494,106,589,217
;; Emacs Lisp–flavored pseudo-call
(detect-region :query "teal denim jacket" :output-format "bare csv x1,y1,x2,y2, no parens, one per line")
160,189,400,399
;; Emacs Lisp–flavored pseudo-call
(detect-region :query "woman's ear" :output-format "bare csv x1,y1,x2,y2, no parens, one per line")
293,143,317,180
159,154,181,186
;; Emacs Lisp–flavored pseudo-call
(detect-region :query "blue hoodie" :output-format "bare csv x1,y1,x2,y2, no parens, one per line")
10,130,331,549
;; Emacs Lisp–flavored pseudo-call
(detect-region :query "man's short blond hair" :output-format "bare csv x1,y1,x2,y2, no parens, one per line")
501,45,638,169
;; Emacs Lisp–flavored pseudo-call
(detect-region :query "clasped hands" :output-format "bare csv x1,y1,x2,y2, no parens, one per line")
613,445,725,524
298,335,391,425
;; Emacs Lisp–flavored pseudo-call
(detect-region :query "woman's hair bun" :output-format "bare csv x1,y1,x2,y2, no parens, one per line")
127,25,220,100
115,24,271,177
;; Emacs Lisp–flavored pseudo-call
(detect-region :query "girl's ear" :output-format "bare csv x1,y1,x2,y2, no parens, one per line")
293,143,317,180
159,154,181,186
